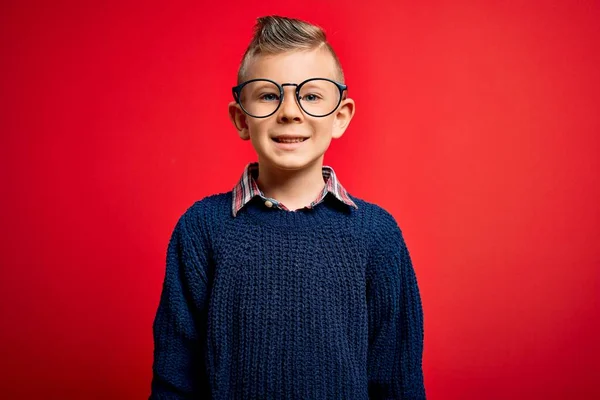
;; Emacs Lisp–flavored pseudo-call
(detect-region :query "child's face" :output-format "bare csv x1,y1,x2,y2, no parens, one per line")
228,48,355,172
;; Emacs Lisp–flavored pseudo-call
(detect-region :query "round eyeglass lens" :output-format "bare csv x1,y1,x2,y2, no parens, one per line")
298,79,341,116
239,80,281,117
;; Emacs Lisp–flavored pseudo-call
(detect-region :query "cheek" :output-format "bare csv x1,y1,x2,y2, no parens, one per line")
311,119,335,136
246,120,269,137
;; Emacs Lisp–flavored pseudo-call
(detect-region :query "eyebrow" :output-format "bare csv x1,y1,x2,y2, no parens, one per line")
250,82,279,90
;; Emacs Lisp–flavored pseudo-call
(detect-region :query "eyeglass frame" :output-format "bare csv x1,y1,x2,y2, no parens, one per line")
231,77,348,118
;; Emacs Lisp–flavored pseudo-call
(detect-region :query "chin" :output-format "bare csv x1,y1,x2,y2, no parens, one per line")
281,156,325,169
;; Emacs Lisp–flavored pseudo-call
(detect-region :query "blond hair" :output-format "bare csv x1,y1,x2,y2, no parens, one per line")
237,15,345,84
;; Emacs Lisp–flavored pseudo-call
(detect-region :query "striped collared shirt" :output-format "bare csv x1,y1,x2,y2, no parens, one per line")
231,161,358,217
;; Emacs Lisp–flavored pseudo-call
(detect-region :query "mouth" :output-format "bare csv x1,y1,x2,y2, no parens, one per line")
271,137,309,143
271,136,309,150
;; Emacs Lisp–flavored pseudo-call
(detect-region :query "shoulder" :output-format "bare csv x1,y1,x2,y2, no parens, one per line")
348,194,406,259
173,191,232,237
183,191,231,217
348,194,403,235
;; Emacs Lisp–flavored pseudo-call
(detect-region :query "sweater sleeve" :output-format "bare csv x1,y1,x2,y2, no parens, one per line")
366,212,426,399
149,208,212,399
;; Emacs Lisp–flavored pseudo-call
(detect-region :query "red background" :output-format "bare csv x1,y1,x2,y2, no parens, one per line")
1,1,599,399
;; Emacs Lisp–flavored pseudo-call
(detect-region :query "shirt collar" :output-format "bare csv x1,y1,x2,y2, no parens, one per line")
231,162,358,217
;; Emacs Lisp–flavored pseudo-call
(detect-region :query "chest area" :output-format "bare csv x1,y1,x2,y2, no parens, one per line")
209,225,369,308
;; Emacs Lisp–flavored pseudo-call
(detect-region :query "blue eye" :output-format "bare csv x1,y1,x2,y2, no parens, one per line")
260,93,279,102
301,93,321,102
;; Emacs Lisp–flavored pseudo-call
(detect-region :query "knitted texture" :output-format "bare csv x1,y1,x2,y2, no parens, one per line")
150,191,425,399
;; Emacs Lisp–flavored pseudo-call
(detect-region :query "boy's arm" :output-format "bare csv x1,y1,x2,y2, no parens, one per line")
149,209,211,399
366,213,426,399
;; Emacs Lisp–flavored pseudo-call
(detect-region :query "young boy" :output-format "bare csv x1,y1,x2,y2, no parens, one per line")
150,15,425,400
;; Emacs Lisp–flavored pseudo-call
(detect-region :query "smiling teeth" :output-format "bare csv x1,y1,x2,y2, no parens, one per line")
277,138,305,143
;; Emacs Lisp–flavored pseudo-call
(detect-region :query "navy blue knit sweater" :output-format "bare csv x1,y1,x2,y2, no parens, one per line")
150,191,425,399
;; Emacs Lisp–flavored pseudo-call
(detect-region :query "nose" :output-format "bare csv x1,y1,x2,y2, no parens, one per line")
276,86,303,123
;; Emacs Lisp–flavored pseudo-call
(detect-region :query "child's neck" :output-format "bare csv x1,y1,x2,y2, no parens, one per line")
255,160,326,211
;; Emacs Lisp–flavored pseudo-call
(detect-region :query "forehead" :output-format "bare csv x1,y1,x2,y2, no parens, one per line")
244,48,338,83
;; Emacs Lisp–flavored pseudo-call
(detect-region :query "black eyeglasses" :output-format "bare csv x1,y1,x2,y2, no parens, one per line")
232,78,347,118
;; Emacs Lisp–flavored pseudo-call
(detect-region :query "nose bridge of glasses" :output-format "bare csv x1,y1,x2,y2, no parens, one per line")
279,83,302,108
280,83,299,97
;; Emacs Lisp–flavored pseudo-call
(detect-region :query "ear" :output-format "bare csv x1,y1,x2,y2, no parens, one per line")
228,101,250,140
331,97,355,139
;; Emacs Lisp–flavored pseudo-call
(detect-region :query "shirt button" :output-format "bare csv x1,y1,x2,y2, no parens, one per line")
264,200,273,208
